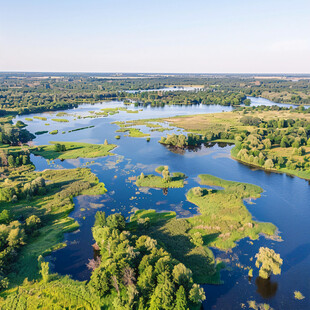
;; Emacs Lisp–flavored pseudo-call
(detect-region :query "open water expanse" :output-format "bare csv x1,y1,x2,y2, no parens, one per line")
14,96,310,309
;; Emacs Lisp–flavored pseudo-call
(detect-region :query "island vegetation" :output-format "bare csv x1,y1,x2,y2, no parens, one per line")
31,141,116,160
136,166,187,188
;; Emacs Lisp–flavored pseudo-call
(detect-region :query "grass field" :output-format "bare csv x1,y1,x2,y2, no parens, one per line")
0,275,101,309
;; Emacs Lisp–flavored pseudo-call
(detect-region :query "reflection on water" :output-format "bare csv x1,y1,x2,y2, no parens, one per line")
255,277,278,299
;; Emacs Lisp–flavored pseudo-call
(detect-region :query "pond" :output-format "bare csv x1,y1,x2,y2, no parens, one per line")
14,97,310,309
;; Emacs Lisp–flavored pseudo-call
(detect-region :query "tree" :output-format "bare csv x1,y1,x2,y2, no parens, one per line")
40,261,50,283
191,232,203,247
162,167,171,182
292,139,300,148
22,155,28,165
0,210,11,224
263,139,272,150
255,247,283,279
89,266,111,296
7,226,25,247
264,159,274,169
104,139,108,145
54,143,62,152
106,214,125,230
137,264,154,296
94,211,106,227
8,155,15,167
189,284,206,304
123,267,136,286
192,187,204,197
280,136,288,148
150,272,175,310
175,286,188,310
172,263,193,290
26,215,41,233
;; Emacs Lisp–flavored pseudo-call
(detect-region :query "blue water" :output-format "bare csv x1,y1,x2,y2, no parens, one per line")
14,97,310,309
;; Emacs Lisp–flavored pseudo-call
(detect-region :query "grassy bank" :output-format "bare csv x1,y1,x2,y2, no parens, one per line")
31,141,116,160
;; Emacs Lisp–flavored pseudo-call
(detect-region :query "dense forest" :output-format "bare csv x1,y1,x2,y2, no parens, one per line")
1,73,309,116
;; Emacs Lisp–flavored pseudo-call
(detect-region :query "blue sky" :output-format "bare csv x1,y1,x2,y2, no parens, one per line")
1,0,309,73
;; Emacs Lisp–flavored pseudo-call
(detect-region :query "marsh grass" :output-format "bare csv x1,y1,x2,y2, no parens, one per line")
136,167,186,188
33,116,47,121
0,275,101,309
51,118,69,122
31,142,116,160
0,167,107,287
186,174,276,249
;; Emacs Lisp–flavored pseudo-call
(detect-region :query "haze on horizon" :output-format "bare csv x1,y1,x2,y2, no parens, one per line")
1,0,310,74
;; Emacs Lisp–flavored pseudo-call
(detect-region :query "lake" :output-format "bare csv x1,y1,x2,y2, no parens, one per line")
14,96,310,309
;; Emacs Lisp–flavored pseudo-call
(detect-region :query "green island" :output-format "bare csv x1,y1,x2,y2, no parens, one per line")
113,119,172,137
136,166,187,188
31,141,117,160
186,174,276,249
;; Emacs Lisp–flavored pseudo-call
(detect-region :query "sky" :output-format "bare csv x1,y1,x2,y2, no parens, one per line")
1,0,310,73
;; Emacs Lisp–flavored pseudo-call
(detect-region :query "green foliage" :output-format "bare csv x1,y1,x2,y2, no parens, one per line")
190,232,204,247
0,275,101,309
0,167,106,288
255,247,283,279
136,166,186,189
294,291,305,300
88,210,205,309
51,118,69,122
106,213,125,230
186,175,276,249
39,261,50,283
94,211,106,228
31,141,116,160
189,283,206,304
0,210,11,224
